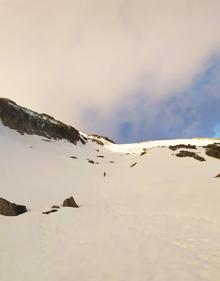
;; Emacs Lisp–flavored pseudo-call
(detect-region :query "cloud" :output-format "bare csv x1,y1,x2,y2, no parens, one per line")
0,0,220,141
109,56,220,143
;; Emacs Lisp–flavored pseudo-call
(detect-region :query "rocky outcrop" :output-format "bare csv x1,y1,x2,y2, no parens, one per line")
0,98,86,145
0,198,27,216
63,196,79,208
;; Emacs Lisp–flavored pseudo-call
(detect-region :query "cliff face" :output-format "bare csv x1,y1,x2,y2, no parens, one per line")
0,98,86,144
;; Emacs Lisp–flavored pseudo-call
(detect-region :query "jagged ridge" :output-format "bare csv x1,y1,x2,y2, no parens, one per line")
0,98,86,144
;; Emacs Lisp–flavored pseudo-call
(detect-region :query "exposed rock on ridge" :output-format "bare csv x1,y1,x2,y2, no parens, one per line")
87,134,115,146
0,98,86,144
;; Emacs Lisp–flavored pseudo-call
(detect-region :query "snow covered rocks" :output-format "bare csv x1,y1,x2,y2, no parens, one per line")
63,197,79,208
0,198,27,216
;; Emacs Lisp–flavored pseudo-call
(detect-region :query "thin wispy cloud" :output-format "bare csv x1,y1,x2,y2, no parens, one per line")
0,1,220,141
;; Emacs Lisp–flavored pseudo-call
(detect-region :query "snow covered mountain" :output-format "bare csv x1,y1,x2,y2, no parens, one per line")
1,98,220,281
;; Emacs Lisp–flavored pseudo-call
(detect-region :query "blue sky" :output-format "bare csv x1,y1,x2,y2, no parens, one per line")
83,54,220,143
117,56,220,143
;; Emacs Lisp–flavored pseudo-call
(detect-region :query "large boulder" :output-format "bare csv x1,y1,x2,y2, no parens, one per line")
63,197,79,208
0,198,27,216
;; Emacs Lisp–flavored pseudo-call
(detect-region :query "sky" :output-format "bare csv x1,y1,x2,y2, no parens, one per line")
0,0,220,143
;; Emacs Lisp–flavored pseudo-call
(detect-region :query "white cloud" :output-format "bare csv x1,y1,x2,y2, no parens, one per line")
0,0,220,137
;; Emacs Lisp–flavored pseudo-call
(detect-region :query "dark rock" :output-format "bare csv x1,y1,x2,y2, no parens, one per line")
97,155,104,158
63,197,79,208
43,209,58,215
70,156,78,159
204,143,220,159
169,144,197,151
175,150,206,162
0,98,85,145
0,198,27,216
88,160,95,164
104,172,106,177
109,161,114,163
206,150,220,159
140,151,147,156
51,205,60,209
130,162,137,168
89,134,115,145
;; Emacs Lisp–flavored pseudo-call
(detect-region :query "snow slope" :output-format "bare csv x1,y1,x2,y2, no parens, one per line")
1,122,220,281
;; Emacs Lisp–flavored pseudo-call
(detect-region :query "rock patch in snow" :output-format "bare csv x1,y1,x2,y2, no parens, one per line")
130,162,137,168
169,144,197,151
51,205,60,209
0,198,27,216
175,150,206,162
63,197,79,208
42,209,58,215
205,143,220,159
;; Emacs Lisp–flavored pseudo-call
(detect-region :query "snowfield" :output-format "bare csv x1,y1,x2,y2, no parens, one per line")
1,122,220,281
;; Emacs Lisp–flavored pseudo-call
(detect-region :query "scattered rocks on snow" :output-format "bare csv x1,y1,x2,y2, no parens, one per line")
0,198,27,216
175,150,206,162
63,197,79,208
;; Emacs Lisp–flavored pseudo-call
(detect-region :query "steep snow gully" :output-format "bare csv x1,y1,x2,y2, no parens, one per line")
1,98,220,281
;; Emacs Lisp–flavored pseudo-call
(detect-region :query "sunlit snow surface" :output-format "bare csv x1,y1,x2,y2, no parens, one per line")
1,123,220,281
